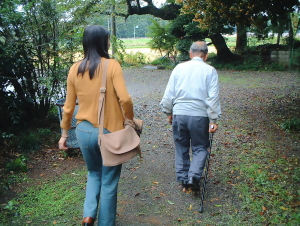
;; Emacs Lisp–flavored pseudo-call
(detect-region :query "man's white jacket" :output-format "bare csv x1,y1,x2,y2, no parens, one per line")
160,57,222,123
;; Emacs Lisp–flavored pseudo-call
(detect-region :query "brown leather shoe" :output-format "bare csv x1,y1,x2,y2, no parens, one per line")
187,176,200,191
82,217,95,226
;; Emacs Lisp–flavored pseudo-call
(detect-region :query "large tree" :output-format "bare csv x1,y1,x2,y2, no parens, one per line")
124,0,237,61
124,0,299,59
181,0,299,51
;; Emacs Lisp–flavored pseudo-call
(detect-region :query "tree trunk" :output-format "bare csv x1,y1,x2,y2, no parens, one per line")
236,23,247,52
111,5,116,56
209,33,240,62
276,33,281,45
288,19,294,52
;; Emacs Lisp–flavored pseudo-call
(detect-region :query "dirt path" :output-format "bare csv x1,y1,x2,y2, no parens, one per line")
116,68,233,226
114,68,300,225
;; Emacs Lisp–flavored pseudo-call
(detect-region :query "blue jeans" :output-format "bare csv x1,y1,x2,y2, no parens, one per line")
76,121,122,226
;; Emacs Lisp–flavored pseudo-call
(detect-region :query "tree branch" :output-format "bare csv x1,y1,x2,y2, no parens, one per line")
126,2,181,20
92,10,128,17
142,0,153,6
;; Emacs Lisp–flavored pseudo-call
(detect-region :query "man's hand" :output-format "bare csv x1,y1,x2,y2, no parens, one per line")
209,123,218,133
167,115,173,125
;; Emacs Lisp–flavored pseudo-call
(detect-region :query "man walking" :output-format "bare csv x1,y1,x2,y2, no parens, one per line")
160,41,221,191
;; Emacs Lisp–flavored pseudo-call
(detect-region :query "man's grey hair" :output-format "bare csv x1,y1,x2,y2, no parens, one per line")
190,41,208,54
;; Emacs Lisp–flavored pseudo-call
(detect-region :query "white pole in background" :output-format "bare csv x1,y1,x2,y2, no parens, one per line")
134,25,138,39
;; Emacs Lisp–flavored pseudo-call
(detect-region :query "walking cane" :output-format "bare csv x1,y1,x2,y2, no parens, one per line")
199,132,214,213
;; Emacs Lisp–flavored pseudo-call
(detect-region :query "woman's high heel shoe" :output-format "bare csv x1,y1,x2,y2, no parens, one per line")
82,217,95,226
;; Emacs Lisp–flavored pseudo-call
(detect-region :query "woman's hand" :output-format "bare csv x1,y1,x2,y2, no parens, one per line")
58,136,68,150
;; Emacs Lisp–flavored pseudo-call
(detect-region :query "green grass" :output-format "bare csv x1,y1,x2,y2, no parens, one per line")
235,145,300,225
122,36,292,50
0,169,86,225
121,38,151,49
221,36,280,48
218,71,264,88
212,92,300,225
280,117,300,132
212,128,300,225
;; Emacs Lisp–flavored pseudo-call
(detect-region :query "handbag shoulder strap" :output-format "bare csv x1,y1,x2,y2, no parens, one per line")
98,59,110,142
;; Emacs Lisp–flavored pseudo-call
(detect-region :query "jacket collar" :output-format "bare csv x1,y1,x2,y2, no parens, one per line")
192,56,204,62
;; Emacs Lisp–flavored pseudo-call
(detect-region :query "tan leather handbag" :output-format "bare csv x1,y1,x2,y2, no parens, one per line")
98,60,142,166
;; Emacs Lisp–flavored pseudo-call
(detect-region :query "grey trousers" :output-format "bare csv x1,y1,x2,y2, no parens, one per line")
172,115,209,182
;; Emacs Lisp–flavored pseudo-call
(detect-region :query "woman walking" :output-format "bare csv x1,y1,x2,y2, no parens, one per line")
58,25,134,226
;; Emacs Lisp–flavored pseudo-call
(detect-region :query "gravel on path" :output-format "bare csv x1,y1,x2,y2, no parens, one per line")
115,68,300,226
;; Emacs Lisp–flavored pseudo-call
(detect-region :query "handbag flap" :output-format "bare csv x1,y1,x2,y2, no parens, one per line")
101,125,140,154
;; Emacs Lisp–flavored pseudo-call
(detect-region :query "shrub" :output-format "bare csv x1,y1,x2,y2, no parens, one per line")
124,52,146,66
281,117,300,132
151,56,172,66
211,52,286,71
110,36,127,65
10,127,55,153
293,39,300,49
5,155,28,173
17,132,42,152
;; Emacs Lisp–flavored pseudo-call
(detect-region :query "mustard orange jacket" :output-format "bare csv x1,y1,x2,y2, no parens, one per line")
61,58,134,132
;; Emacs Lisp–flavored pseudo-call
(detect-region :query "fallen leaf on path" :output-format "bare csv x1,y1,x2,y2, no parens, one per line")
187,204,193,210
279,206,288,211
268,175,278,180
167,200,174,205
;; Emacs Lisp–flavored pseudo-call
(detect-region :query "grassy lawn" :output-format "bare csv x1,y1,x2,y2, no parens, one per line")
121,38,151,49
123,36,282,50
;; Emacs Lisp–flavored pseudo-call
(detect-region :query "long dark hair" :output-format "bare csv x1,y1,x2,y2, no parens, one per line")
77,25,110,79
